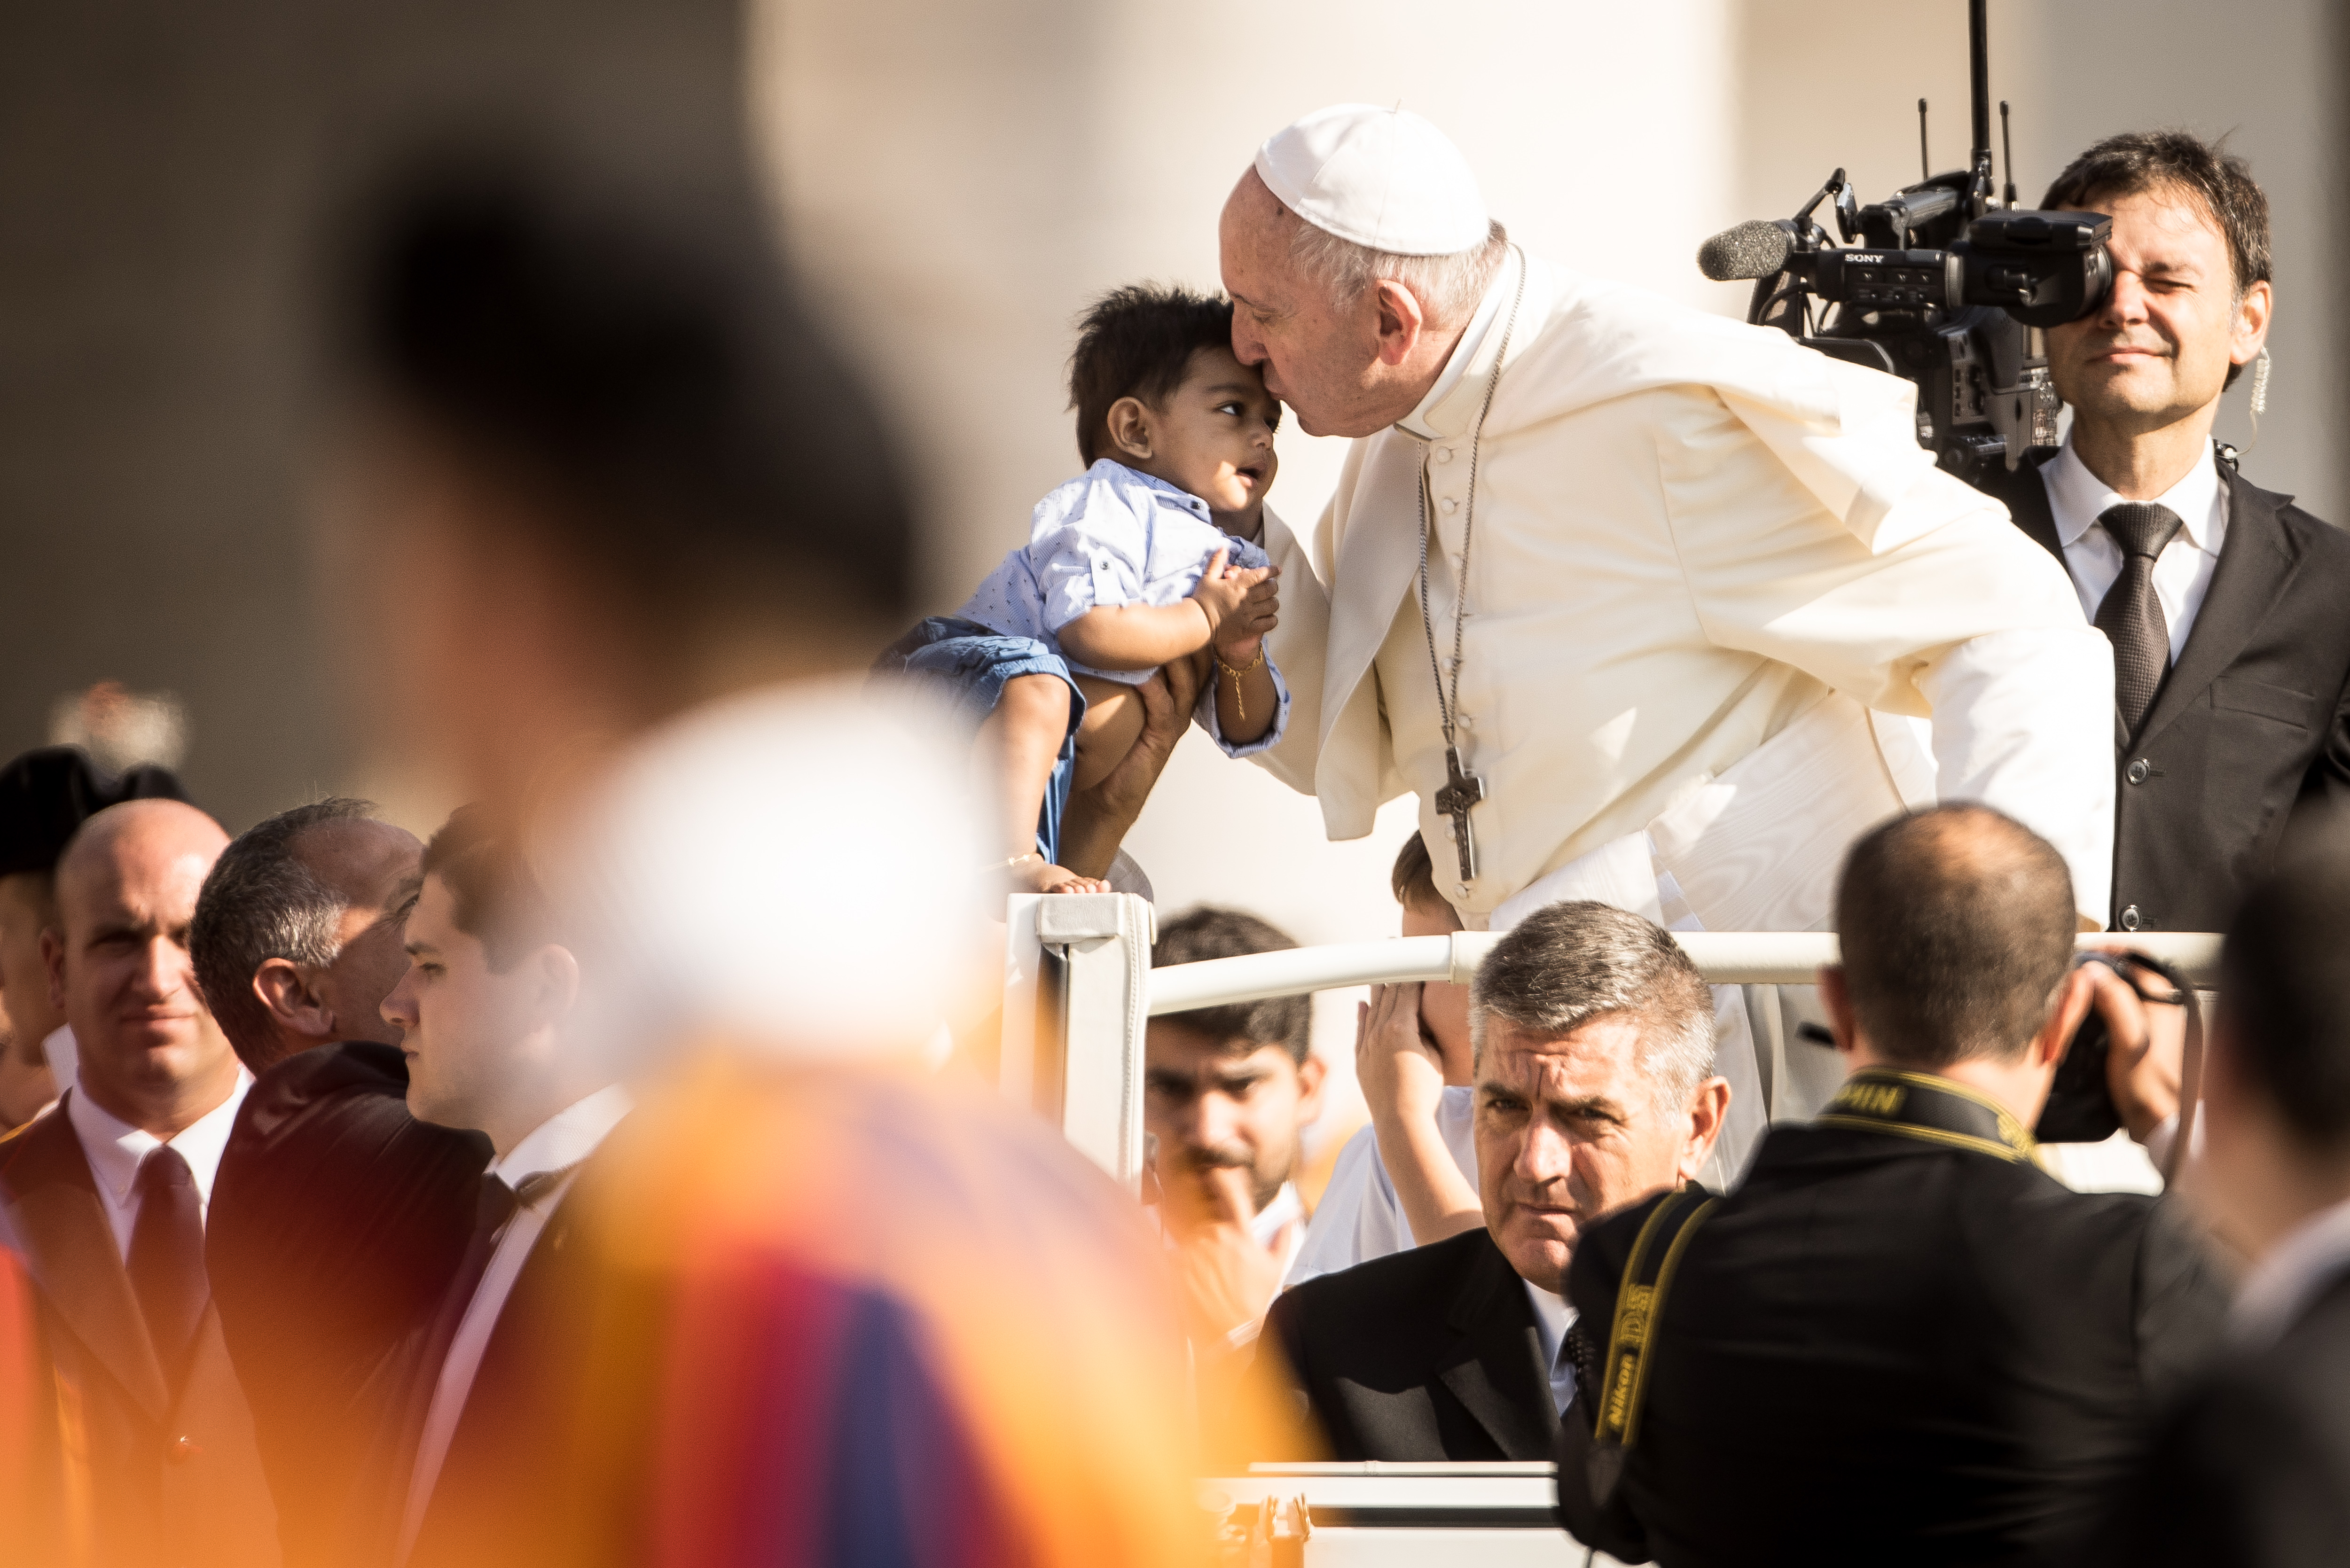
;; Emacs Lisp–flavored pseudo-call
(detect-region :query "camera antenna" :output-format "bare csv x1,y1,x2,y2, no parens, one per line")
1967,0,1996,216
1918,99,1931,182
2000,101,2017,208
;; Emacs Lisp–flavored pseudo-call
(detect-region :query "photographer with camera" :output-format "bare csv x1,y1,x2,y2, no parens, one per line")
1554,804,2225,1568
1986,133,2350,938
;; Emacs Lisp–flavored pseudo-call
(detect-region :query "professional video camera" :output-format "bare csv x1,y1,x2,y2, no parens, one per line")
1696,0,2113,491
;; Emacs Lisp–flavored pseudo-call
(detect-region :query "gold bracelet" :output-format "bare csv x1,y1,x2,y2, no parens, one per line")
1216,647,1266,725
987,851,1042,873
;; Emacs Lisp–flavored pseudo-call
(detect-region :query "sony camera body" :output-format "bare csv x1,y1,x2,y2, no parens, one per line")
1697,5,2115,492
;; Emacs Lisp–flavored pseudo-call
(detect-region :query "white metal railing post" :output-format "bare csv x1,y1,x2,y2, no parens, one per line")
1003,892,1157,1191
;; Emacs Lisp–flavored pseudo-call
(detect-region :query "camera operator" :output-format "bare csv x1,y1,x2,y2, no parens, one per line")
1985,132,2350,936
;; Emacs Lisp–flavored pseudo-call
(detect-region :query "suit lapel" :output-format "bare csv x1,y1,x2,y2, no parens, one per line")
0,1109,169,1417
2138,469,2304,749
1435,1233,1558,1459
1318,432,1427,747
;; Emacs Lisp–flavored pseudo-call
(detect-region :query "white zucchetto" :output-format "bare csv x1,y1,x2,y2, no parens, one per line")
1254,104,1489,257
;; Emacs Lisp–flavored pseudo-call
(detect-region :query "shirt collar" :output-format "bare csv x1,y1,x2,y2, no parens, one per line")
65,1069,253,1209
1093,457,1212,522
1395,247,1523,443
2232,1193,2350,1348
2044,436,2228,554
1249,1180,1304,1251
1522,1276,1573,1366
488,1083,634,1188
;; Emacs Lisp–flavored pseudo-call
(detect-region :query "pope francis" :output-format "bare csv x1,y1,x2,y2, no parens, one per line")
1223,106,2115,1149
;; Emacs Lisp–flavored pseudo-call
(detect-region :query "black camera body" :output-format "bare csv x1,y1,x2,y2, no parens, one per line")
1697,4,2115,492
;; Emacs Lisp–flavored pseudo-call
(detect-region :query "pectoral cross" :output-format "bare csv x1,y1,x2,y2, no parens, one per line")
1434,744,1486,884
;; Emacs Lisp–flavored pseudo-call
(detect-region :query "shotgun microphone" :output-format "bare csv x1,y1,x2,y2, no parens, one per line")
1696,219,1796,282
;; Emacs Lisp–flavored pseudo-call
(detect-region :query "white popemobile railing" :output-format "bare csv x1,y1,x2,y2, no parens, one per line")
1003,890,2222,1193
1000,894,2223,1562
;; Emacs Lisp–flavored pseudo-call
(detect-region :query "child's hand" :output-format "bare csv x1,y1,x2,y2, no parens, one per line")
1188,548,1278,652
1216,568,1280,661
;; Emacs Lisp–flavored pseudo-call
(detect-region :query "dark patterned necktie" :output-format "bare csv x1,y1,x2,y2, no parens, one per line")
2093,502,2186,737
126,1146,208,1389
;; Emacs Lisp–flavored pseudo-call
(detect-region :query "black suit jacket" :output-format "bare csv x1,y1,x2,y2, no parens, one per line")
402,1122,652,1568
2081,1267,2350,1568
1991,451,2350,932
1255,1226,1558,1462
206,1042,490,1568
0,1098,281,1568
1555,1120,2228,1568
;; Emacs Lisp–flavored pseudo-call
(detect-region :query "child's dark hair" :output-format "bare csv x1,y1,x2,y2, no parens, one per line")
1068,284,1237,467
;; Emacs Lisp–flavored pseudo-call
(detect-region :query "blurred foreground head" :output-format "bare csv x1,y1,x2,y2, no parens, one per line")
2206,837,2350,1258
335,140,916,821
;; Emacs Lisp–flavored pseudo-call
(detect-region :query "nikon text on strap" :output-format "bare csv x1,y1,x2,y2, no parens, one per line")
1586,1185,1717,1506
1815,1067,2037,1162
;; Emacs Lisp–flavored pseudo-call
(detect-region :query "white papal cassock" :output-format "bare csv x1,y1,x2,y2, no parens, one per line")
1253,248,2115,1169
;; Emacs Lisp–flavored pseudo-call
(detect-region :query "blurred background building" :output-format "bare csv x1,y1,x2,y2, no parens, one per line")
4,0,2342,1132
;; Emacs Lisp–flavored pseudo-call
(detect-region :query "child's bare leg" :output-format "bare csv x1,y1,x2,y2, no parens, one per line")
1071,675,1147,792
975,674,1092,895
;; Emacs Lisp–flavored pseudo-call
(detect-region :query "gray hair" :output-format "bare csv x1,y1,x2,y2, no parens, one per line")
1282,209,1512,326
1469,901,1716,1111
189,797,379,1062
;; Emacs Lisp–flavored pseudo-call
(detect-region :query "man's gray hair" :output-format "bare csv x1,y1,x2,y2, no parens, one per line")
1469,901,1716,1110
189,797,379,1060
1282,209,1512,326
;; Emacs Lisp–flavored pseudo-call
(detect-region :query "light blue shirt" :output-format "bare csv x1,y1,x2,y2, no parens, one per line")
958,459,1290,757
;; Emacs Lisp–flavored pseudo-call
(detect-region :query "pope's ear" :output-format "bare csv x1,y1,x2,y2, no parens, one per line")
1104,396,1153,461
1370,279,1428,366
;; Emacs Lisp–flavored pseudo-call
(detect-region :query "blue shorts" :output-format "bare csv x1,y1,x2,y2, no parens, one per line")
871,616,1085,864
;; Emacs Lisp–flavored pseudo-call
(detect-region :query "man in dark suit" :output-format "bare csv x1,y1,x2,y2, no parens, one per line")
0,746,191,1128
1985,131,2350,936
1253,901,1731,1461
191,799,490,1568
0,798,278,1567
372,809,627,1568
1556,805,2226,1568
2083,839,2350,1567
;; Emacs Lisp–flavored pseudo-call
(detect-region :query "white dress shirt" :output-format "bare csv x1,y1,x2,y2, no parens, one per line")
64,1070,253,1258
1522,1278,1580,1416
40,1023,78,1106
396,1083,633,1565
1286,1085,1478,1287
2039,437,2230,663
2231,1194,2350,1350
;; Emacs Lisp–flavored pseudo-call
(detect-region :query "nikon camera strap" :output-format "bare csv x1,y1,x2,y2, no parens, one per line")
1814,1067,2039,1162
1585,1185,1717,1506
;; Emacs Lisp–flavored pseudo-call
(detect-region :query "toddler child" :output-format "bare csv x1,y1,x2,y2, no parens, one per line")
878,284,1290,894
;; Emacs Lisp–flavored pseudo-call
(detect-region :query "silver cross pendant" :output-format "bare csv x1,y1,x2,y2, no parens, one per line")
1433,744,1486,884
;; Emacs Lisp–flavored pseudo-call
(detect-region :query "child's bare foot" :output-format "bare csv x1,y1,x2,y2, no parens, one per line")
1008,855,1113,896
